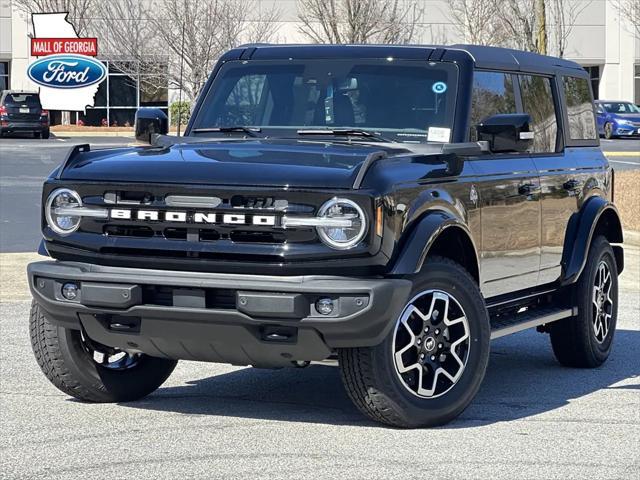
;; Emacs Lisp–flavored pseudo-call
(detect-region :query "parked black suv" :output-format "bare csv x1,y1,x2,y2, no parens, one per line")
28,45,623,427
0,90,50,138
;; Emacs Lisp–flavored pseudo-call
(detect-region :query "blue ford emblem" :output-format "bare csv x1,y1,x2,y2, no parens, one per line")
27,54,106,89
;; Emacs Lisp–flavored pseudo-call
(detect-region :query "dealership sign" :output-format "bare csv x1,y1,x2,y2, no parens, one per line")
29,12,105,111
28,54,106,89
31,37,98,56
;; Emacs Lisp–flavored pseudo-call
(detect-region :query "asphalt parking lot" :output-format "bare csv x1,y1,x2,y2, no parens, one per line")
1,258,638,479
1,134,639,479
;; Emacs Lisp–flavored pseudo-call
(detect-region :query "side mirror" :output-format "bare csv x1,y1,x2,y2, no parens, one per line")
476,113,533,153
135,108,169,144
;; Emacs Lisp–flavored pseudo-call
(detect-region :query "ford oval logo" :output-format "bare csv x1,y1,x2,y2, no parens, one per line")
27,54,106,89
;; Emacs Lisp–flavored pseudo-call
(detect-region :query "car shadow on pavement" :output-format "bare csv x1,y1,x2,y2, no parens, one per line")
119,328,640,428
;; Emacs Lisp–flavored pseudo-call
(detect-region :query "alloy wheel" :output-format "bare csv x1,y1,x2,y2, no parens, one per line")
79,329,141,370
592,260,614,344
392,289,470,398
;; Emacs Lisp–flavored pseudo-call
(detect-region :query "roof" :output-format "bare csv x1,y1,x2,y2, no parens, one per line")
238,43,585,74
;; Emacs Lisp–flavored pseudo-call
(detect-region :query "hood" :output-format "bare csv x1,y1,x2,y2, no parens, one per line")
612,113,640,122
59,139,409,189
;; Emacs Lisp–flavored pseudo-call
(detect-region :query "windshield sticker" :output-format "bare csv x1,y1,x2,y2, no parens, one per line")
432,82,447,94
427,127,451,143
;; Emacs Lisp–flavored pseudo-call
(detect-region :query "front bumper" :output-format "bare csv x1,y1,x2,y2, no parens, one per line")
614,125,640,136
28,261,412,367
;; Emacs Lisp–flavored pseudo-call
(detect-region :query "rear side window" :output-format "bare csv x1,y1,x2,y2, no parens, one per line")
562,76,597,141
469,71,516,141
519,75,559,153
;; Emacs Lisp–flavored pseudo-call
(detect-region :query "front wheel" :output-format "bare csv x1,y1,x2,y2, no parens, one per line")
339,257,490,428
30,300,177,402
604,122,616,140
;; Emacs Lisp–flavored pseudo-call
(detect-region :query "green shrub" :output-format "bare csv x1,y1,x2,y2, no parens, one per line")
169,101,191,127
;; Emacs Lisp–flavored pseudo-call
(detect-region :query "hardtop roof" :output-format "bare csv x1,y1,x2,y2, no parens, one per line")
239,43,585,74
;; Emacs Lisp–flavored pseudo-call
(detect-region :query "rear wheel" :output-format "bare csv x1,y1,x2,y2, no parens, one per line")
30,300,177,402
339,257,490,428
549,236,618,367
41,129,50,139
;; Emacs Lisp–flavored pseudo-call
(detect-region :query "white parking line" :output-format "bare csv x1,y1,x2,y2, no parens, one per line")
609,159,640,165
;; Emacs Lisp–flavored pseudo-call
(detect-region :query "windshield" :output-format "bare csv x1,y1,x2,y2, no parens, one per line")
601,102,640,114
191,59,458,143
4,93,41,107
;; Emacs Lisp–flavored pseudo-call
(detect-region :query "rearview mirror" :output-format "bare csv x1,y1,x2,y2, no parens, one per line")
476,114,533,153
135,108,169,144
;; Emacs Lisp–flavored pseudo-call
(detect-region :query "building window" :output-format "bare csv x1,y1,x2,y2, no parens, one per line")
635,65,640,105
584,66,601,100
0,62,9,91
78,60,168,127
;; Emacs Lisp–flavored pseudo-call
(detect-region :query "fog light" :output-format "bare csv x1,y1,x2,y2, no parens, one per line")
62,282,79,300
316,298,334,315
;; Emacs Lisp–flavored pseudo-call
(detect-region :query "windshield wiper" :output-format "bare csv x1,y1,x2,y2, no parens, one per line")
192,126,261,137
296,128,395,143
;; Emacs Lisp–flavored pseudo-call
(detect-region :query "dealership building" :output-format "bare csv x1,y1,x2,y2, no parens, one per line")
1,0,638,126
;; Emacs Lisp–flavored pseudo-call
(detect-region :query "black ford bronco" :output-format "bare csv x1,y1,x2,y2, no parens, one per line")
28,44,624,428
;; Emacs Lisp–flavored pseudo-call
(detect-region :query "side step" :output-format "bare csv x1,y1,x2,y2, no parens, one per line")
490,306,576,340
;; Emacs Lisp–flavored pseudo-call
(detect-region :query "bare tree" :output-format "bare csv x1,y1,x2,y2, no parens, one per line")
12,0,96,35
547,0,593,58
148,0,281,100
613,0,640,37
95,0,281,102
447,0,505,46
92,1,167,99
494,0,539,52
297,0,424,44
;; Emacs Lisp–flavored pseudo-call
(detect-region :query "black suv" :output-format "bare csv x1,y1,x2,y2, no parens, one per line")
28,45,623,428
0,90,50,138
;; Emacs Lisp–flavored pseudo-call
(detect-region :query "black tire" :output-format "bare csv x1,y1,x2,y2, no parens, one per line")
549,236,618,368
30,300,177,402
41,129,50,139
338,257,490,428
604,122,616,140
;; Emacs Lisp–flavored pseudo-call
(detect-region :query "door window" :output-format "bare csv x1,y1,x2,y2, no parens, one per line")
469,71,517,141
562,76,597,141
519,75,559,153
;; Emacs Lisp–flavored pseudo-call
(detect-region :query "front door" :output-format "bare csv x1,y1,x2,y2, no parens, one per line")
467,71,541,298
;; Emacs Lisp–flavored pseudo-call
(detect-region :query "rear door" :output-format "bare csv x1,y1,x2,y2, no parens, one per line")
467,71,542,298
3,93,42,121
518,73,577,285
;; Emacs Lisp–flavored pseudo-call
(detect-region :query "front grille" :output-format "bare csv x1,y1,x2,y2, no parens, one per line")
48,183,373,266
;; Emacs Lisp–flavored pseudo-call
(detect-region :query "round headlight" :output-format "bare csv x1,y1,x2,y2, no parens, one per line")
45,188,82,235
316,198,367,250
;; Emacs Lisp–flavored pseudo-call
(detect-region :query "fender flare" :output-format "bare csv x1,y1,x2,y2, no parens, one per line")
561,196,623,285
389,210,479,277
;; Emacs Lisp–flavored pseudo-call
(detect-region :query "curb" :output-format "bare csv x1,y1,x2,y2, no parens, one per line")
625,230,640,246
52,131,134,138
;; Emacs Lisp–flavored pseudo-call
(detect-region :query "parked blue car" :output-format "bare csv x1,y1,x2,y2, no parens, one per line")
595,100,640,139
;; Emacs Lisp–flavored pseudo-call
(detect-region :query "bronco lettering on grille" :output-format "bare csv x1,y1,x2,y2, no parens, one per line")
109,209,277,226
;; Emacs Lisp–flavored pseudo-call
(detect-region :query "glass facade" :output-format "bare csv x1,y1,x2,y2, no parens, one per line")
584,66,601,100
78,60,168,127
0,62,9,91
635,65,640,105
